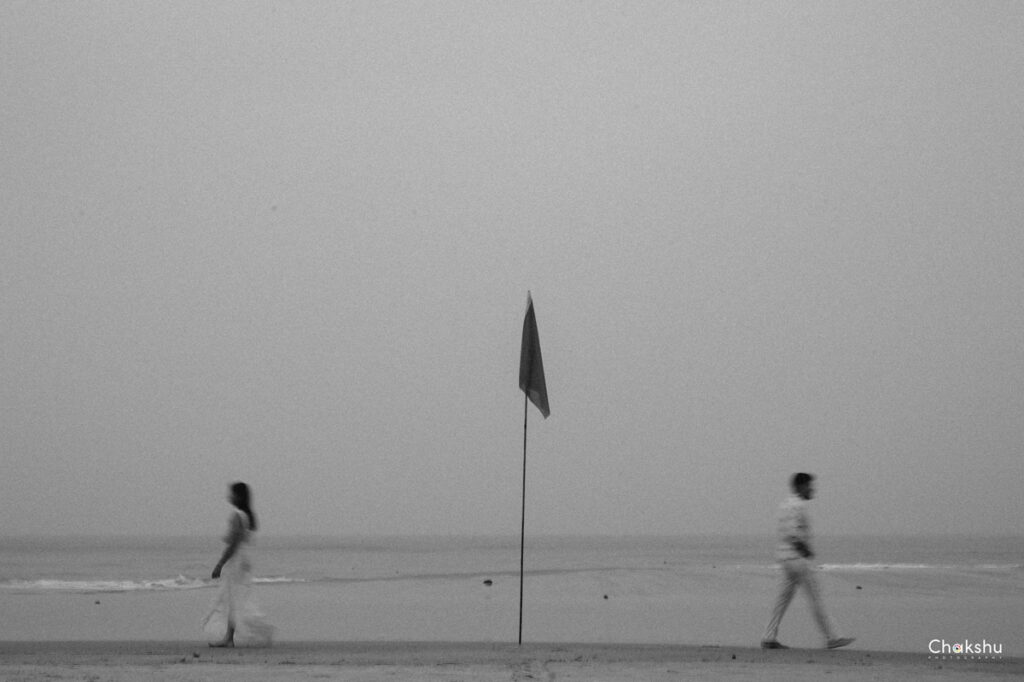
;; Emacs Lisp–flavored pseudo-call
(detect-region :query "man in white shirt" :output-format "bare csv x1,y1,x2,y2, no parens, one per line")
761,472,855,650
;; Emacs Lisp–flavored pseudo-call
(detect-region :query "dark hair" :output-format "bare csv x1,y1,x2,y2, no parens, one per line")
230,482,258,531
790,472,815,491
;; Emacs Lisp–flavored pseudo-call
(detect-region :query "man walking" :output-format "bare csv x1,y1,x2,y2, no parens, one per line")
761,472,854,650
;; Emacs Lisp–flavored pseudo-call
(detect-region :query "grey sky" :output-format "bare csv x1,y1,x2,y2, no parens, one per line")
2,2,1022,538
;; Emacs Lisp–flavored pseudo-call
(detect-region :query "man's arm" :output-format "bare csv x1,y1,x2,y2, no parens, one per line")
789,504,814,559
791,540,814,559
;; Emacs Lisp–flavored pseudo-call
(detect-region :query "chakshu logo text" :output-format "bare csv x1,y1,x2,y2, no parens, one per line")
929,639,1003,658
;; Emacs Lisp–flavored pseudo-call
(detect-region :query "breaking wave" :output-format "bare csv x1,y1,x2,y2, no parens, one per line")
0,575,304,593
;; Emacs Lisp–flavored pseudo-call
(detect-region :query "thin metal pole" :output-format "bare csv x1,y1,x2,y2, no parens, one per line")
518,392,527,646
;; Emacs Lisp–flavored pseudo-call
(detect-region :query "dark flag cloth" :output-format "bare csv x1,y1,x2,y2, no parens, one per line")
519,293,550,418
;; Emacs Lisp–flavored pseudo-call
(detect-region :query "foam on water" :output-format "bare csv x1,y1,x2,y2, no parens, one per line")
0,575,303,593
819,562,1022,572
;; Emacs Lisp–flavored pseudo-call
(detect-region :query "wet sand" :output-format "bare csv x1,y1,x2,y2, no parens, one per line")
0,641,1020,681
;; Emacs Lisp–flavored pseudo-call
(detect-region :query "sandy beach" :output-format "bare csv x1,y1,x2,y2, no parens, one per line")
3,534,1021,682
0,641,1020,681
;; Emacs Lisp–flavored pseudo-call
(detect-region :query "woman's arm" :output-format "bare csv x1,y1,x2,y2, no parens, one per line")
212,513,244,579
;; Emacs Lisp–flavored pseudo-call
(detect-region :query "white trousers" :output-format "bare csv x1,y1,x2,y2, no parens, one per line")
763,558,837,643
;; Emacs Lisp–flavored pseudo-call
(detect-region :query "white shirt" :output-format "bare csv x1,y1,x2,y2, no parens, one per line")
775,494,811,561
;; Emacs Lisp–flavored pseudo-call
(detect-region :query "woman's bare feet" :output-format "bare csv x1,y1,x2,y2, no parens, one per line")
210,625,235,647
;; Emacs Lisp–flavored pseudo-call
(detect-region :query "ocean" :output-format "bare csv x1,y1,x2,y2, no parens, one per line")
1,534,1021,653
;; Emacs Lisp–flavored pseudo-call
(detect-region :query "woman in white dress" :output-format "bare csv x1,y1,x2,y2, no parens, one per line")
203,482,274,647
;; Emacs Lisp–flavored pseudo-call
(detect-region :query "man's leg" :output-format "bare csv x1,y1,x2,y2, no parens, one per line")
796,561,838,642
762,561,799,644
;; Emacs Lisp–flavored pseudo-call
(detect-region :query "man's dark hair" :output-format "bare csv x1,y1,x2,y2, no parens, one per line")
791,472,815,490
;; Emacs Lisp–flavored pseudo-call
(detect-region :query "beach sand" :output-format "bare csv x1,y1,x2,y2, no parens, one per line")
0,641,1020,681
3,535,1020,678
4,563,1019,652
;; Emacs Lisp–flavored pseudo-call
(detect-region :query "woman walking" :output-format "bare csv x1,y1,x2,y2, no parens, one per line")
203,482,274,646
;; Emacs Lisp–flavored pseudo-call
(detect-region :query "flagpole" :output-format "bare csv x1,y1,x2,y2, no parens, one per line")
519,391,528,646
518,291,548,647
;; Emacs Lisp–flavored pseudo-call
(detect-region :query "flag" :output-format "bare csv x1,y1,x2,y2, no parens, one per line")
519,292,550,418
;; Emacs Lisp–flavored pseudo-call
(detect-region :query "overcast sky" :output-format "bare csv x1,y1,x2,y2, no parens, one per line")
3,1,1022,538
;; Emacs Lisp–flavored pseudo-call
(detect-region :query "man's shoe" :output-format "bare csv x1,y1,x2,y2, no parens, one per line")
761,640,789,649
826,637,855,649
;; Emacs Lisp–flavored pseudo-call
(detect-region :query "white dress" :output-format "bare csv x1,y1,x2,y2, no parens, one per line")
202,510,274,645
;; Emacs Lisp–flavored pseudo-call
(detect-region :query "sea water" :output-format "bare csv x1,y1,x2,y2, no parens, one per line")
1,534,1020,652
